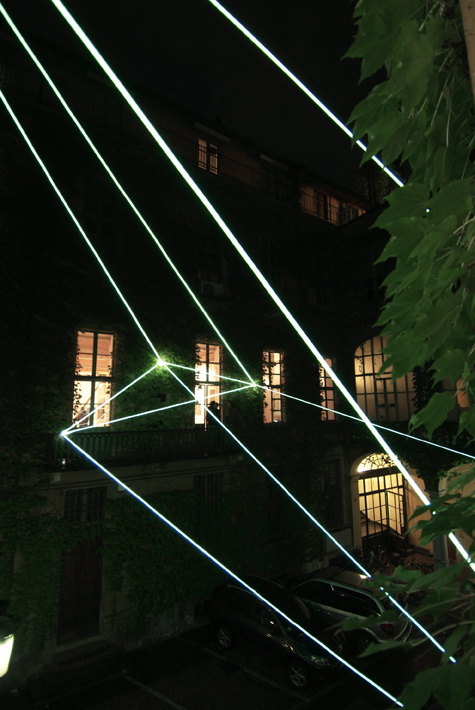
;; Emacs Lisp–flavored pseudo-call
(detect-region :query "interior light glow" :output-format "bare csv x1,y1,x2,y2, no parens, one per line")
0,635,14,678
0,89,159,361
0,3,253,385
61,432,402,707
207,0,404,188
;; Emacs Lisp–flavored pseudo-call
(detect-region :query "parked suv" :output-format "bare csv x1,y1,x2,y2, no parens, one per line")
289,566,411,655
209,574,346,689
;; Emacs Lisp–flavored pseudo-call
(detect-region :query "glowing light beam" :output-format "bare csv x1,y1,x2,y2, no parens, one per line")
0,3,253,385
9,0,468,673
63,363,159,434
61,431,403,708
207,0,404,188
47,0,427,516
271,388,475,462
0,88,159,360
164,365,454,657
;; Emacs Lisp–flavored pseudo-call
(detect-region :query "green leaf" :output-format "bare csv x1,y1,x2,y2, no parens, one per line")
443,623,471,659
409,391,455,436
447,466,475,493
375,183,429,225
428,180,475,223
458,408,475,439
434,663,475,710
430,349,467,386
398,668,438,710
358,637,413,657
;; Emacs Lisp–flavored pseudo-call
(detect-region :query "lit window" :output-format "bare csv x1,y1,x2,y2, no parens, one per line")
195,343,222,425
74,331,114,427
198,138,218,174
354,336,415,421
263,351,284,423
320,358,336,421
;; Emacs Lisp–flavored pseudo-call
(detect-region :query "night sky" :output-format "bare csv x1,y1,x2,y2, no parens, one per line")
2,0,375,191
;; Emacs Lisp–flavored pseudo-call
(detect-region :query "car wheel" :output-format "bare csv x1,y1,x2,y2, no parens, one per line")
353,632,374,656
216,623,235,650
287,659,310,690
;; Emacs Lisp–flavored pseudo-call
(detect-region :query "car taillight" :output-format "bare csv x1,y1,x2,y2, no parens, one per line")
380,623,394,636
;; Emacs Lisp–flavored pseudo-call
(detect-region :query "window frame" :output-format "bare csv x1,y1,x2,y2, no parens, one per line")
354,336,415,422
263,350,285,423
198,138,218,174
319,357,336,421
195,342,222,425
74,330,115,427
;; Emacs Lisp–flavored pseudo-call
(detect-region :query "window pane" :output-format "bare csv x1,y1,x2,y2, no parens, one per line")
74,381,92,427
195,343,222,424
95,333,114,376
74,331,114,427
263,350,284,423
77,331,95,376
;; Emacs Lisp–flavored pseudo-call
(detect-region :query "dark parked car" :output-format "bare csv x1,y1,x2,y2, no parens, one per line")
289,566,411,655
209,574,346,689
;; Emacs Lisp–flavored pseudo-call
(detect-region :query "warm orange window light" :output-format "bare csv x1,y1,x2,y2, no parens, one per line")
195,342,222,425
263,350,284,423
74,331,114,427
320,357,336,421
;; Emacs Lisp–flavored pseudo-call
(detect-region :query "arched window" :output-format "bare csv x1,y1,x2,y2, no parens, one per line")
354,336,415,421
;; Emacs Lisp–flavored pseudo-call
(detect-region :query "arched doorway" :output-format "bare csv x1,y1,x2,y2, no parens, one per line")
351,453,407,553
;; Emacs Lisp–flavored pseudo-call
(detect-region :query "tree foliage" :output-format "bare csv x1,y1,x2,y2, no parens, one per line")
346,1,475,707
347,0,475,439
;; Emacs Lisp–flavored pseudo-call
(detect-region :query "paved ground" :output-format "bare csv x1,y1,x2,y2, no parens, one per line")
1,552,447,710
1,616,443,710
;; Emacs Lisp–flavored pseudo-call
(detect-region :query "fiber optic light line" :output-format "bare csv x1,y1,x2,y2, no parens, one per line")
272,388,475,462
48,0,475,573
0,4,253,387
62,363,159,435
0,90,160,363
1,9,456,674
70,400,198,432
207,0,404,188
67,384,255,433
60,432,403,708
166,365,457,658
46,0,416,494
162,361,258,388
183,384,456,663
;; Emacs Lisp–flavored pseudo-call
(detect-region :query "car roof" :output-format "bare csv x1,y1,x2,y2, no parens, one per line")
300,567,388,601
311,567,368,586
222,575,329,627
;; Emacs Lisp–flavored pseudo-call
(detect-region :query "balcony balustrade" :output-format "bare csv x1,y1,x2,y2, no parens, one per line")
48,427,243,471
